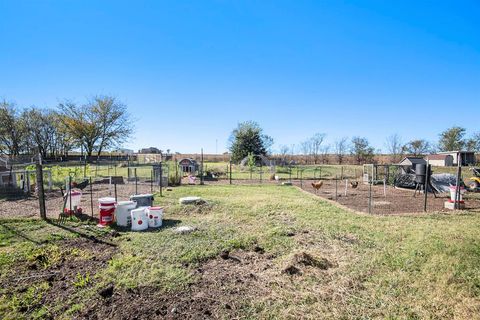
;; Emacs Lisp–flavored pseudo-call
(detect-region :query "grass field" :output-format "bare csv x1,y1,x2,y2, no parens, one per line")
1,184,479,319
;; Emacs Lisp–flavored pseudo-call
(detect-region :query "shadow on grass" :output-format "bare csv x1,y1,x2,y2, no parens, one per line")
0,222,45,245
109,218,182,233
46,219,117,247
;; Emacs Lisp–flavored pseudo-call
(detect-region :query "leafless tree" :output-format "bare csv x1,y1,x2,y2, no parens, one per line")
334,137,348,164
300,140,312,164
279,145,289,164
310,133,326,164
385,134,404,163
0,100,25,156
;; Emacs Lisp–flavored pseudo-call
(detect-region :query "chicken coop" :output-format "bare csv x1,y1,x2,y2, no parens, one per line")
178,158,199,175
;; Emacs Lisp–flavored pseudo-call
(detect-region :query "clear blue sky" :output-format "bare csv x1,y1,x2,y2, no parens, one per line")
1,0,479,154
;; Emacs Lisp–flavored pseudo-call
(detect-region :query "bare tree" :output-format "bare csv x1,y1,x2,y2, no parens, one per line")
334,137,348,164
22,107,57,158
0,100,25,156
320,144,330,164
385,134,404,163
279,145,289,164
300,139,312,164
310,133,326,164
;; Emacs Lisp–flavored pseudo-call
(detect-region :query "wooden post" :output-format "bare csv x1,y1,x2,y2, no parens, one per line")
36,162,47,220
345,179,348,196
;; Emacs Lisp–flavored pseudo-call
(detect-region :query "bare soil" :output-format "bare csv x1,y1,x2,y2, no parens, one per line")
296,179,480,214
0,235,118,319
80,249,273,319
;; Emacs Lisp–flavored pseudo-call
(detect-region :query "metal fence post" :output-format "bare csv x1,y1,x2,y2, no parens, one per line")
300,170,303,188
200,148,204,185
229,161,232,185
135,168,138,195
335,175,338,201
159,162,163,196
368,180,372,214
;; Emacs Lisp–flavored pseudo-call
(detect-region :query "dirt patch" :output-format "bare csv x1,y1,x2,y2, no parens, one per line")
0,236,117,319
179,202,214,215
283,251,335,275
80,250,273,319
296,179,480,214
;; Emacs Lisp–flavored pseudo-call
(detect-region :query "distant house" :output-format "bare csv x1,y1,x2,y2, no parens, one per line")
139,147,162,154
437,151,476,166
114,148,134,155
398,157,427,174
424,154,454,167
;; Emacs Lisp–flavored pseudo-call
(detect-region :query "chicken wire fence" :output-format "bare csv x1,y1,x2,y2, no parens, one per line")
2,161,480,219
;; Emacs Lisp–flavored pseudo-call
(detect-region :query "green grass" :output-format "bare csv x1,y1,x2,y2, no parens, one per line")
1,185,480,318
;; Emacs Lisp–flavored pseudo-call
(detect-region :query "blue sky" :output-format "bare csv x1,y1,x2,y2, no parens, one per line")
1,0,479,153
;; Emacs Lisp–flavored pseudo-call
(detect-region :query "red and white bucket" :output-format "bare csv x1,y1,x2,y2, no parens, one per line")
98,197,116,227
147,206,163,228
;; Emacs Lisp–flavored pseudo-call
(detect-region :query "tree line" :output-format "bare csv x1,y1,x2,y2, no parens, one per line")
229,121,480,165
0,96,133,160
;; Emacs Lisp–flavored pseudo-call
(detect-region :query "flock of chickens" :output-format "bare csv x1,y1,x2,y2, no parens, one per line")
311,180,358,193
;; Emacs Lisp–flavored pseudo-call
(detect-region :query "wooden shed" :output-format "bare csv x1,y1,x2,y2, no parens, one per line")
425,154,454,167
398,157,427,174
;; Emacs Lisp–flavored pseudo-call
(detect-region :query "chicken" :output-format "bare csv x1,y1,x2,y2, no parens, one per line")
350,181,359,189
311,181,323,193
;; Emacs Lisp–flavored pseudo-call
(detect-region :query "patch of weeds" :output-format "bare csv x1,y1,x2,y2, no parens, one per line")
73,272,91,288
0,281,50,317
25,245,62,269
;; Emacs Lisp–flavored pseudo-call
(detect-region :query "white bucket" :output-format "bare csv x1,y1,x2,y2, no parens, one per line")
147,207,163,228
115,201,136,227
131,207,148,231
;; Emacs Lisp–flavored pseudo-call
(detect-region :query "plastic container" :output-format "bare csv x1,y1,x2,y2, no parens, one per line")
449,186,466,203
115,200,136,227
98,197,116,226
64,189,82,214
130,194,154,207
147,206,163,228
131,207,148,231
